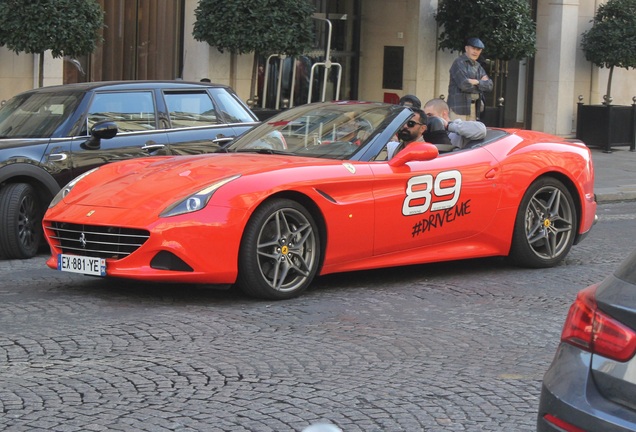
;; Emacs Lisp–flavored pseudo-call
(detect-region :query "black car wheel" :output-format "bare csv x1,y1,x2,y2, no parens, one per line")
509,177,577,268
237,198,320,300
0,183,43,259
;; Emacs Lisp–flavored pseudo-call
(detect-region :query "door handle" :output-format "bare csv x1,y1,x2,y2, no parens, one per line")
212,136,235,144
141,141,166,151
48,153,68,162
485,167,499,179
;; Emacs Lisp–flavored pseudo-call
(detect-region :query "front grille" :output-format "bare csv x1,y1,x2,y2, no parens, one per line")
46,222,150,259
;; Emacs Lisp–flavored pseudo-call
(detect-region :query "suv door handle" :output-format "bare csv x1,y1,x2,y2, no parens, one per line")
48,153,68,162
212,136,235,144
141,141,166,151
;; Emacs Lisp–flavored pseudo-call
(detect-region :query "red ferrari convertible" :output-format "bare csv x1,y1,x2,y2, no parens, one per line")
43,101,596,299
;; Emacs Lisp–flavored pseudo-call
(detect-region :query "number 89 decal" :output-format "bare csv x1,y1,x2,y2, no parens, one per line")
402,170,462,215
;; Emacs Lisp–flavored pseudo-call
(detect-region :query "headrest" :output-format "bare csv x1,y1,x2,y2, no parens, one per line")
399,94,422,109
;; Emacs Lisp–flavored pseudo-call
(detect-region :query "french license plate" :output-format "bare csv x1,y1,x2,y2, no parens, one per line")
58,254,106,276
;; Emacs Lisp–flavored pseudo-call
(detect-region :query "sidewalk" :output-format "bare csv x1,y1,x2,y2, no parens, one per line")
590,145,636,203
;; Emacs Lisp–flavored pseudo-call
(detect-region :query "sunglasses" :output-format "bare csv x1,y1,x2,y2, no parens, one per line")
406,120,424,128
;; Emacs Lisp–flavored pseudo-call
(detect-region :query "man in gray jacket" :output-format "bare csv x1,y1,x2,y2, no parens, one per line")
423,98,487,150
447,37,493,121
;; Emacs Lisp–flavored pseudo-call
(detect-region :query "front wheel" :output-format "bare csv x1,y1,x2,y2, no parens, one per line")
237,199,321,300
509,178,577,268
0,183,43,259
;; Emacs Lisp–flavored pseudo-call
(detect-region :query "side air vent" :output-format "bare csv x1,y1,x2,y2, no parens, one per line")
150,251,193,272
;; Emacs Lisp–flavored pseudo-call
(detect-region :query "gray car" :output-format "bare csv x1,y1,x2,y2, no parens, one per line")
0,80,259,259
538,249,636,431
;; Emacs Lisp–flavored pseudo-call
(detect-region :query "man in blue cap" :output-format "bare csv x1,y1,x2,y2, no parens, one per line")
447,37,493,121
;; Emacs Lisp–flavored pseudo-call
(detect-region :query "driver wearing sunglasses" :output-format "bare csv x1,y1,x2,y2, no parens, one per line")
386,108,428,159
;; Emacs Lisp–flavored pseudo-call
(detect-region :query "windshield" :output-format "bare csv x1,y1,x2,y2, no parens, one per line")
227,102,400,160
0,91,82,138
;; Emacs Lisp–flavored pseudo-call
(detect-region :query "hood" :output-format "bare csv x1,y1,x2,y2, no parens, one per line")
65,153,333,211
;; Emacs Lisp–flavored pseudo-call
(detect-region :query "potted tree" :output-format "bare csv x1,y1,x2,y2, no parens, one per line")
435,0,536,127
193,0,315,119
0,0,104,88
577,0,636,152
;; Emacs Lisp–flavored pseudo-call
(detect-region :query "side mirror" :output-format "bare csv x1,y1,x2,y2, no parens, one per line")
81,121,118,150
388,142,439,167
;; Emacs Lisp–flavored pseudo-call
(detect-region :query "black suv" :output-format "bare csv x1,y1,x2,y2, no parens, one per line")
0,80,259,259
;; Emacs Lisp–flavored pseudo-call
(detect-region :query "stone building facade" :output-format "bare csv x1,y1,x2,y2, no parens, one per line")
0,0,633,138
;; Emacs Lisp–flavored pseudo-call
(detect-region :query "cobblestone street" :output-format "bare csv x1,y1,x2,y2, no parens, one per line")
2,201,636,432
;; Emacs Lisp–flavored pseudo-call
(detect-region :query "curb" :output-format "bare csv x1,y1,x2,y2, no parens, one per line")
595,187,636,203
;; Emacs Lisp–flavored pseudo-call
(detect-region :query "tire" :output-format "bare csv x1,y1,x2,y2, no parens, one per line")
0,183,44,259
509,177,577,268
237,198,321,300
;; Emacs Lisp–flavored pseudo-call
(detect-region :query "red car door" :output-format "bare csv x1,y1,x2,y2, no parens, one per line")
370,147,502,257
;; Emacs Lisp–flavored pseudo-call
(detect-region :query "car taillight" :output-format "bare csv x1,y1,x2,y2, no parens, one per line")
561,284,636,362
543,414,586,432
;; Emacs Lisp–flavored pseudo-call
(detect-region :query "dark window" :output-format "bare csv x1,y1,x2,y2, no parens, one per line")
210,88,256,123
164,92,218,128
87,91,156,133
382,46,404,90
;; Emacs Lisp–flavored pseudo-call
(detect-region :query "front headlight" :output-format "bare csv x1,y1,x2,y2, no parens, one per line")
160,175,240,217
48,168,99,208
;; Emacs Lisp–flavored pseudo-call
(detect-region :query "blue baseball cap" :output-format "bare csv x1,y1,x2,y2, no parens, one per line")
466,38,485,49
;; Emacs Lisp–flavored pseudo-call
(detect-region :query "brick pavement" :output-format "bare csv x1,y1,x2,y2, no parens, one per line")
2,201,636,431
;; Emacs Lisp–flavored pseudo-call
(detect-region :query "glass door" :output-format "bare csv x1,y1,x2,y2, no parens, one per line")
257,0,361,109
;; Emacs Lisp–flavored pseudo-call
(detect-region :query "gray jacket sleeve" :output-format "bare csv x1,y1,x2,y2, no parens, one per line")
447,119,487,140
387,141,400,159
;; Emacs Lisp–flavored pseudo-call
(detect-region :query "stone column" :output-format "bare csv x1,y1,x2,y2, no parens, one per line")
533,0,580,135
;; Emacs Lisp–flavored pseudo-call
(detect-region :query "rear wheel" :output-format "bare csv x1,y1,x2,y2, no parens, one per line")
509,177,577,268
0,183,43,259
237,198,320,300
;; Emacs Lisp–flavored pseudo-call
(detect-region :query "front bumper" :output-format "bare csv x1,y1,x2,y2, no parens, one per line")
43,204,249,284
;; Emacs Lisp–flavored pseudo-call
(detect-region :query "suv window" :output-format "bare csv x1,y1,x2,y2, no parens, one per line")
87,91,156,133
210,88,255,123
164,91,218,128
